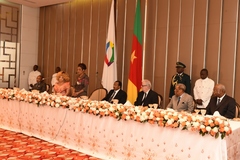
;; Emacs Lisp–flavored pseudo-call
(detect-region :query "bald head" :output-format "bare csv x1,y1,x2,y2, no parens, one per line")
213,83,226,97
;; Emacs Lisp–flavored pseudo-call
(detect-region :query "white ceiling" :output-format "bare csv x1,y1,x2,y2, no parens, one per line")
6,0,72,8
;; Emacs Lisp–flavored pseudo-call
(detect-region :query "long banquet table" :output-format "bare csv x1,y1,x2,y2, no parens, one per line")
0,99,240,160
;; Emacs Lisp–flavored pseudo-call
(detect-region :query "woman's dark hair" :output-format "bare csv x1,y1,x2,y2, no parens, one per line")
78,63,87,70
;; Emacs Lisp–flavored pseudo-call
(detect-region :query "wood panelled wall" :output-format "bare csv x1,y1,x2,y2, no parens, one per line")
38,0,240,107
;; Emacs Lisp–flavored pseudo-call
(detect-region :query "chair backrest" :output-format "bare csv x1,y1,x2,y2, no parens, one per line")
193,100,197,110
46,84,50,93
236,102,240,118
158,94,163,108
89,88,108,101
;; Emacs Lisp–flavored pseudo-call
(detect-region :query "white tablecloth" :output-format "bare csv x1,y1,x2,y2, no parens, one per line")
0,99,239,160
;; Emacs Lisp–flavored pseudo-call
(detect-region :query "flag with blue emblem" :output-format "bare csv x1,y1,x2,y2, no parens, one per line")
102,0,117,92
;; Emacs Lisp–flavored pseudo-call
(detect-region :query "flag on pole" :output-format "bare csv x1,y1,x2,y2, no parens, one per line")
102,0,117,92
127,0,143,104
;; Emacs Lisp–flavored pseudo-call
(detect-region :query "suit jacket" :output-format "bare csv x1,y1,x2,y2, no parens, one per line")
134,90,159,107
32,81,46,93
206,95,236,119
169,73,191,98
167,93,194,112
102,89,127,104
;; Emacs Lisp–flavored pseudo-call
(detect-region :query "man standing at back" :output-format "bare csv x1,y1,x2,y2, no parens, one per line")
28,65,41,91
169,62,191,99
51,67,61,92
193,69,215,109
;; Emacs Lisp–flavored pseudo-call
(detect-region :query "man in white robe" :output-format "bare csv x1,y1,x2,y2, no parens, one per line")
193,69,215,109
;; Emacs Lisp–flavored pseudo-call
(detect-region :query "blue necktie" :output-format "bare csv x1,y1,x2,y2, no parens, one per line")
177,97,181,105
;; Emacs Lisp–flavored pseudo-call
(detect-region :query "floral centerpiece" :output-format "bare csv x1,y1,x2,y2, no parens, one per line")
0,88,232,139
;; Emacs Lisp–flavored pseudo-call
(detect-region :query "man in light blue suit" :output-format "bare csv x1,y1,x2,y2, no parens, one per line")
167,83,194,113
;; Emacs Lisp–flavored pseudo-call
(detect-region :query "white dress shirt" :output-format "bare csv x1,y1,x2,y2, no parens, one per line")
112,89,120,99
51,73,58,87
193,77,215,108
51,73,58,92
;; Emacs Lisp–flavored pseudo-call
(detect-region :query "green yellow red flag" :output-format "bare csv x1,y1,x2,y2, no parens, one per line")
127,0,142,104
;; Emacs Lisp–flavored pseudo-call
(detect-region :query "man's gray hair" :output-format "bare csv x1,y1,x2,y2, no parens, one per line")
142,79,151,88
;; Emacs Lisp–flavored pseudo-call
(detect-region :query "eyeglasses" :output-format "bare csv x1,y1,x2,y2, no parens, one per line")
141,85,147,87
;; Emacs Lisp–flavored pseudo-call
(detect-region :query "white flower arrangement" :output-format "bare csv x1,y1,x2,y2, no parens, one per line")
0,88,232,139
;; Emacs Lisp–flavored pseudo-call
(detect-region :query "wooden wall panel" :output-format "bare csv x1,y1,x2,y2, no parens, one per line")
192,0,208,86
115,0,125,86
205,0,222,83
81,1,90,70
154,0,169,106
68,1,77,83
95,0,109,89
235,3,240,99
90,0,99,88
38,0,240,106
179,0,194,77
38,8,45,72
219,0,238,95
42,7,51,78
61,4,70,72
75,1,83,65
144,0,157,83
166,0,181,104
55,5,63,70
47,6,57,81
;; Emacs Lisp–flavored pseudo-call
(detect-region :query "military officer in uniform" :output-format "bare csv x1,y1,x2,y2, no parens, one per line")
169,62,191,99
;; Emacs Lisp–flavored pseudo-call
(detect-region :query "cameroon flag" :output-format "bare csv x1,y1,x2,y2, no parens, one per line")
127,0,142,104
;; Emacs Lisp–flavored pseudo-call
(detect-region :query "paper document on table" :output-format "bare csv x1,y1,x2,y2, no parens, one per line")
41,91,49,95
213,111,228,120
124,100,133,106
213,111,220,116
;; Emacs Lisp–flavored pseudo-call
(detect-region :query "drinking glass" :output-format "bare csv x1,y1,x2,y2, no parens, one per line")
201,109,206,116
194,109,200,114
148,104,153,108
112,99,119,104
153,104,158,109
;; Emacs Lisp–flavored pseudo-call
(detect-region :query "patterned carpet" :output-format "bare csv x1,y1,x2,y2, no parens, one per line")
0,128,101,160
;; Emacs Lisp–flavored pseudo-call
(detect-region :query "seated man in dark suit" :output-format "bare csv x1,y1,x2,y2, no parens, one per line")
134,79,159,107
32,75,46,93
102,80,127,104
206,83,236,119
167,83,194,113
